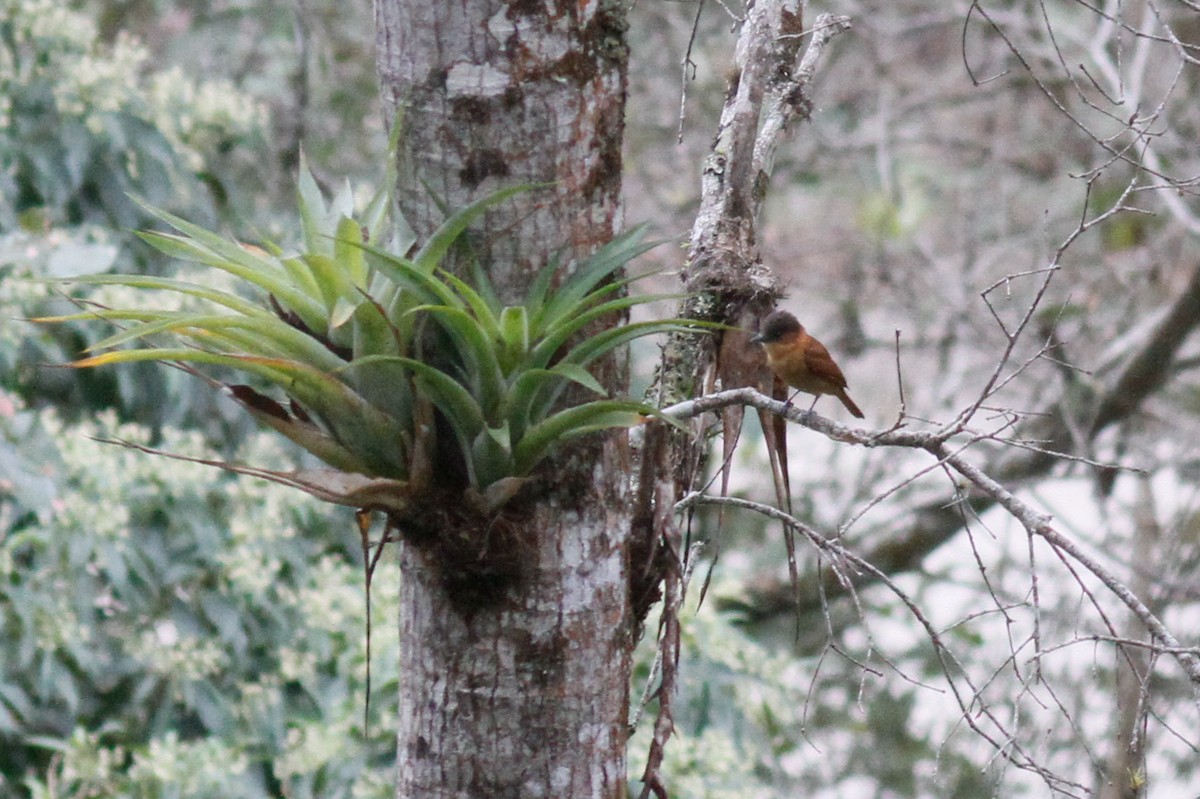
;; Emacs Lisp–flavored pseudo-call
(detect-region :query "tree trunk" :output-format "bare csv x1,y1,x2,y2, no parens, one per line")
1096,476,1156,799
375,0,629,298
373,1,634,796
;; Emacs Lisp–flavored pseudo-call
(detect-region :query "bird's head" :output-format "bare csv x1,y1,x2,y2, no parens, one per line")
750,310,803,345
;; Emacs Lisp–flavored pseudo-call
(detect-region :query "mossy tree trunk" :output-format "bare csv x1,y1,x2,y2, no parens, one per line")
373,1,636,796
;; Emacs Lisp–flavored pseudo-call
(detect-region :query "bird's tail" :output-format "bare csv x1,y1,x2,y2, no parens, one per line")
837,390,864,419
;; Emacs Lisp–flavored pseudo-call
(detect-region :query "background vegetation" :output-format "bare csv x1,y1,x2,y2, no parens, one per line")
3,0,1199,797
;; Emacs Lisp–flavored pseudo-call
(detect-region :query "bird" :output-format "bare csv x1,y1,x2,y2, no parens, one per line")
750,309,864,419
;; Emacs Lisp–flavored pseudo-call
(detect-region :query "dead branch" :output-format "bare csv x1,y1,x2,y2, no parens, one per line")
658,385,1200,693
720,241,1200,623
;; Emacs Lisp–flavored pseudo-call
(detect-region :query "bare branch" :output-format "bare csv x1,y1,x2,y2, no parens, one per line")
1091,257,1200,432
933,442,1200,689
656,384,1200,690
676,492,1136,790
753,14,853,181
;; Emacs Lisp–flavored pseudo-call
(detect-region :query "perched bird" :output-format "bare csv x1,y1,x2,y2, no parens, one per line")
751,310,864,419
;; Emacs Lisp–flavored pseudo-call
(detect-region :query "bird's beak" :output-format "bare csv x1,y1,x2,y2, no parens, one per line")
749,332,764,344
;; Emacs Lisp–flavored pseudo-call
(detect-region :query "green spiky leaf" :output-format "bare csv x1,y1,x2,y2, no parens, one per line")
408,305,505,420
514,400,651,474
413,184,542,274
535,225,658,329
498,306,529,369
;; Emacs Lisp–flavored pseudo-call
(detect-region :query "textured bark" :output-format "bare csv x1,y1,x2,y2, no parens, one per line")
375,0,629,299
373,1,633,797
396,494,633,798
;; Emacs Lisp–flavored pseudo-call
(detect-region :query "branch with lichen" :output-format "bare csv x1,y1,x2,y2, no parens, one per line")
654,386,1200,693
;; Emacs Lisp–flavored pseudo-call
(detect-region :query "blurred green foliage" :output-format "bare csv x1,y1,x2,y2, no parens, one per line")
1,2,398,795
81,0,384,198
0,400,397,798
0,0,272,436
0,0,267,234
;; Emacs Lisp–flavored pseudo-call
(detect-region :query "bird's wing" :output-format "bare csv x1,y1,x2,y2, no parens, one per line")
803,337,848,389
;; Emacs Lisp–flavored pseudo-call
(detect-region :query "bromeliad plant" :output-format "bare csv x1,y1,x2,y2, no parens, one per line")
37,165,697,515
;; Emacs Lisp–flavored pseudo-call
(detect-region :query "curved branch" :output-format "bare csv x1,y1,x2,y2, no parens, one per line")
663,393,1200,690
679,492,1198,784
1091,257,1200,432
719,255,1200,623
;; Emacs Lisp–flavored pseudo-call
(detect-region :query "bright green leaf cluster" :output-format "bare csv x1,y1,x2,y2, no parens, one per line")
39,165,698,511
